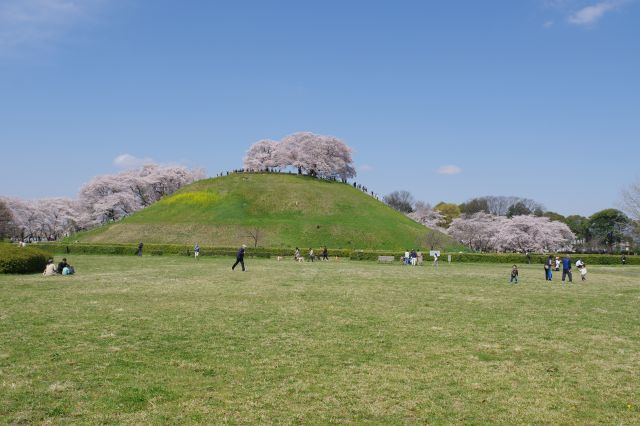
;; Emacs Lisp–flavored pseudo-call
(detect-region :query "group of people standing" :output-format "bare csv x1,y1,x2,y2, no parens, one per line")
403,250,421,266
544,255,570,282
294,246,329,262
542,255,586,283
511,254,588,284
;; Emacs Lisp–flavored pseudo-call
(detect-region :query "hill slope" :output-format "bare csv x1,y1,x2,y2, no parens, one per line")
74,173,460,250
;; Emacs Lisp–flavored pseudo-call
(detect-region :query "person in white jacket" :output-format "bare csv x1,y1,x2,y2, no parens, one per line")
43,259,57,276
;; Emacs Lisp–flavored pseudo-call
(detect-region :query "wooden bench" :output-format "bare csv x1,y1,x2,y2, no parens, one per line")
377,255,395,263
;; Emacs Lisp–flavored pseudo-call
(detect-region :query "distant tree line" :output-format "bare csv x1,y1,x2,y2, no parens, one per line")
1,164,205,242
386,188,640,253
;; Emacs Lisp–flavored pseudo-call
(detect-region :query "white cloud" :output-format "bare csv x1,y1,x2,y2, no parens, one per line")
113,154,155,169
436,165,463,175
0,0,102,50
568,1,621,25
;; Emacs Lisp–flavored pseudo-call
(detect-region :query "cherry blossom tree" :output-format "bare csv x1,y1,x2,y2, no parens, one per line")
2,197,80,241
272,132,356,180
79,164,204,226
243,139,279,171
448,213,574,252
407,205,445,231
448,212,505,252
3,164,205,239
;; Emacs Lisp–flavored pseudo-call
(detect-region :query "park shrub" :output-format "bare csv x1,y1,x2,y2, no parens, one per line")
0,243,49,274
33,242,639,265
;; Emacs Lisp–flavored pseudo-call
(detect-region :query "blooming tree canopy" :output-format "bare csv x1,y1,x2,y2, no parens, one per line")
448,212,575,252
3,164,205,240
244,132,356,180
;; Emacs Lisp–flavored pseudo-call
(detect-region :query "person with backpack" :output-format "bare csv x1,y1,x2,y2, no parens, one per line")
232,244,247,271
57,258,69,274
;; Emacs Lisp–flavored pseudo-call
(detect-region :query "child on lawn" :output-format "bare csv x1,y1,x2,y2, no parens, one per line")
510,265,519,284
580,263,587,281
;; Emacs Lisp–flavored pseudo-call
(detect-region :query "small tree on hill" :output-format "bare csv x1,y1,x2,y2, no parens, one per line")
384,190,414,213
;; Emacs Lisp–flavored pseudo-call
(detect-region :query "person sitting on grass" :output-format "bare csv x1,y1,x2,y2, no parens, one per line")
43,258,57,276
57,258,69,274
510,265,519,284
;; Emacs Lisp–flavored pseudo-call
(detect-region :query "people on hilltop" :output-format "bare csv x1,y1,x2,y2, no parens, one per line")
322,246,329,261
136,242,144,256
194,243,200,260
232,244,247,271
308,248,315,262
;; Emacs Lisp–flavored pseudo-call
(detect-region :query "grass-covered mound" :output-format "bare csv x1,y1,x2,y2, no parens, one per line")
71,173,461,250
0,243,49,274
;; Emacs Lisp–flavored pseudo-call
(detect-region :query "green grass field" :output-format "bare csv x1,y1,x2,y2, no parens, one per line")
1,256,639,424
71,173,460,251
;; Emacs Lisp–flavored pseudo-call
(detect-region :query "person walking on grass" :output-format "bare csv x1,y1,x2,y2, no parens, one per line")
510,265,519,284
322,246,329,261
308,248,315,262
136,242,143,256
194,243,200,260
562,254,573,284
232,244,247,271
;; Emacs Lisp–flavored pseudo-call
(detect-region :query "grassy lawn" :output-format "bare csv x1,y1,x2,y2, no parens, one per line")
1,256,639,424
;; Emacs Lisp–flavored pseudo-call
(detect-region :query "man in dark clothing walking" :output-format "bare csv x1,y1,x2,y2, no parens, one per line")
562,255,572,284
232,244,247,271
136,242,143,256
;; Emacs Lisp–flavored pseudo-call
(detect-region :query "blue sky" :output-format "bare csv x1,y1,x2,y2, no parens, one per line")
1,0,638,216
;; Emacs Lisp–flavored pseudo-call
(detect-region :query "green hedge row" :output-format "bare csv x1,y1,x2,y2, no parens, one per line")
32,243,638,265
0,243,49,274
35,243,354,259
